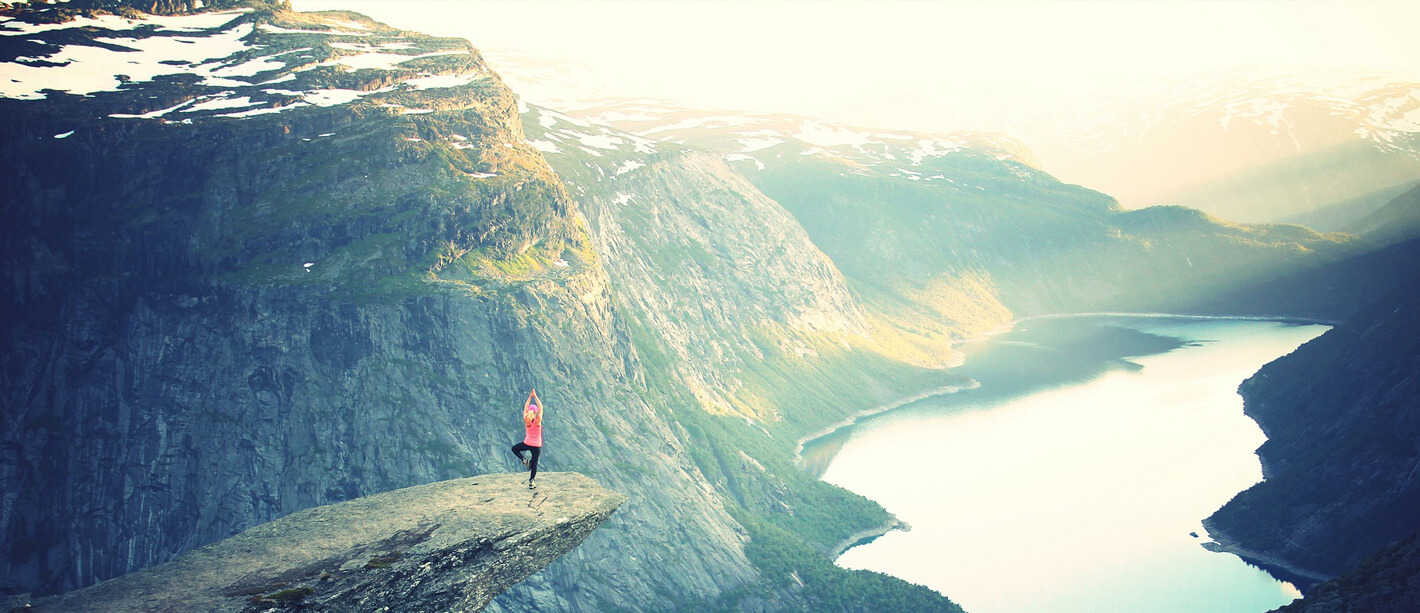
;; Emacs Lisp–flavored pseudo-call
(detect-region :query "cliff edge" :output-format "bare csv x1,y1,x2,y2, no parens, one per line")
10,472,622,612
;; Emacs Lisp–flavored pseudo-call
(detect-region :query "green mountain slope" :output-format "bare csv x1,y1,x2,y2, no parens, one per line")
1204,270,1420,586
1343,183,1420,247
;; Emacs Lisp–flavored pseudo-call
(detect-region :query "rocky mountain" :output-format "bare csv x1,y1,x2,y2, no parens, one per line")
1204,268,1420,588
516,102,970,611
0,3,761,610
9,472,623,612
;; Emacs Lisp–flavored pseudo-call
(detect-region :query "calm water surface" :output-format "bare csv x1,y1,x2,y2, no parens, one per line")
813,316,1328,613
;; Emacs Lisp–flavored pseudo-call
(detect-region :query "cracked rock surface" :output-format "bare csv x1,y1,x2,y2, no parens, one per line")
20,472,622,613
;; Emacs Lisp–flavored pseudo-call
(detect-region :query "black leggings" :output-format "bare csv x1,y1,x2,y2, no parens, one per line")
511,442,541,481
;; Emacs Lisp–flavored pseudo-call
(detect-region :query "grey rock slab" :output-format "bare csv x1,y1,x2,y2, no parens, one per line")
24,472,622,613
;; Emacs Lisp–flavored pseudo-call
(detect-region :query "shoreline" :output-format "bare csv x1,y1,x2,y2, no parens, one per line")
792,379,980,466
1011,311,1339,327
1198,533,1329,590
1200,523,1332,592
830,516,912,559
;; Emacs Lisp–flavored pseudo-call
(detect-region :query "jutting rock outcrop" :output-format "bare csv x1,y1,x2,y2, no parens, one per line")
9,473,622,612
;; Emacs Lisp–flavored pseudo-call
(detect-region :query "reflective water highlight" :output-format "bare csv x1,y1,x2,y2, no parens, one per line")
815,317,1327,613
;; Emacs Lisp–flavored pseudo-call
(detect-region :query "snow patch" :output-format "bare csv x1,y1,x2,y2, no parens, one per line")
1,22,258,99
737,136,783,152
906,139,960,165
259,73,297,85
0,13,135,35
578,133,622,150
724,153,765,170
182,94,258,112
302,84,394,107
143,9,251,32
108,99,194,119
614,160,644,175
53,130,74,139
402,72,484,90
796,121,873,148
326,19,370,31
529,139,560,153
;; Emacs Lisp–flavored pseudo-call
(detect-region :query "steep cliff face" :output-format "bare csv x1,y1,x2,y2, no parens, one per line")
1204,272,1420,585
1270,527,1420,613
527,106,871,417
13,472,622,613
1,4,755,610
518,104,966,611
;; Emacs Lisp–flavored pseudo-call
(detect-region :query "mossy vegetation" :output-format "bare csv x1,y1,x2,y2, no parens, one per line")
245,582,312,610
364,553,401,569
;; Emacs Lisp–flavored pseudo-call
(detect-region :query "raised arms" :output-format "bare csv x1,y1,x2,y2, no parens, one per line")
523,389,543,426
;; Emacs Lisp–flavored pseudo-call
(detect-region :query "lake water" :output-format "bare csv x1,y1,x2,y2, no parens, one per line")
809,315,1329,613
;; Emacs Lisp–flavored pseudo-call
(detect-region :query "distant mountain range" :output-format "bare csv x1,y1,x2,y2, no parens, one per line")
506,66,1420,232
1013,74,1420,228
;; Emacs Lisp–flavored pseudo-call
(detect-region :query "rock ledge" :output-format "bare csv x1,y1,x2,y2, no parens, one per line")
17,472,622,612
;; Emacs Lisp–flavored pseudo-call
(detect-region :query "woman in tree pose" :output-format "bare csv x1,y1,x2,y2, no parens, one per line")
511,389,544,489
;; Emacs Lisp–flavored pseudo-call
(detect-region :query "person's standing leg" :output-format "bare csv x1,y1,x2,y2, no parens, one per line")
528,446,541,486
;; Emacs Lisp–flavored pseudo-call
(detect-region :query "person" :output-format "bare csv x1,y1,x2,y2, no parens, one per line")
510,389,543,489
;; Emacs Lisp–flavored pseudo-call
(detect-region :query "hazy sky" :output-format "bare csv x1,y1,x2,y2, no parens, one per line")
291,1,1420,133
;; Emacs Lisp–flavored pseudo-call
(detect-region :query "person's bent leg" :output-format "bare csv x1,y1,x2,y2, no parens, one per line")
512,442,530,463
